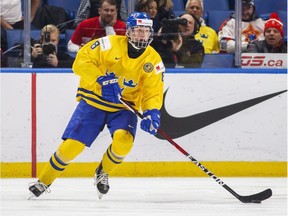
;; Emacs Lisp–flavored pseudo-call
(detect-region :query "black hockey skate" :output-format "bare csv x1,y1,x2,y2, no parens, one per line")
94,164,110,199
28,181,50,199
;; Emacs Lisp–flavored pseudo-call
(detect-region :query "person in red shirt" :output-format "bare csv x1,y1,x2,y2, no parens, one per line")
67,0,126,52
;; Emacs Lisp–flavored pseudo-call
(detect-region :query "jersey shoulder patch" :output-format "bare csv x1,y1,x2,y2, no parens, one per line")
99,36,112,51
155,61,165,74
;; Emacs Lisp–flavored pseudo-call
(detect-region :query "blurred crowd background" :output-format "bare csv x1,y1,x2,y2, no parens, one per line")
0,0,287,68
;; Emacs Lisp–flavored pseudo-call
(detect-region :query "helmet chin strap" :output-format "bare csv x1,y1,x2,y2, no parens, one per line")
128,40,143,50
128,41,145,58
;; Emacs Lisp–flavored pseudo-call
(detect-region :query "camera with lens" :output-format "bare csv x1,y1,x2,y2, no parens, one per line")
42,32,56,56
161,18,188,41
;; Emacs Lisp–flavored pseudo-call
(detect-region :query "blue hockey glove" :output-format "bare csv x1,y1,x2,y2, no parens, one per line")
97,73,122,103
140,109,160,135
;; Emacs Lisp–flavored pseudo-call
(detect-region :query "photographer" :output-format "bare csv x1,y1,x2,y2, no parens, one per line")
152,13,204,68
32,24,74,68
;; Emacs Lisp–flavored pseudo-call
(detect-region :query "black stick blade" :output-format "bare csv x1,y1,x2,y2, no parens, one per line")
238,188,272,203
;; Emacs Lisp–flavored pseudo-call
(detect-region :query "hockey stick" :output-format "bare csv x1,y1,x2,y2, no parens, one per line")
119,97,272,203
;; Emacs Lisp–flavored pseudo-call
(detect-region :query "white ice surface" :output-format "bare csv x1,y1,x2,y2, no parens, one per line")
0,177,287,216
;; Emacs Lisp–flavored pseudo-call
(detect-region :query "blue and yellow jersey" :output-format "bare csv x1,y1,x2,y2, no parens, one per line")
73,35,165,112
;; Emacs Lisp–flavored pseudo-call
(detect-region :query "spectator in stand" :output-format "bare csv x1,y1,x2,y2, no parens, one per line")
74,0,127,27
0,0,40,30
218,0,265,53
136,0,161,32
247,13,287,53
0,0,41,51
155,0,175,21
185,0,219,53
32,24,75,68
136,0,175,32
153,13,204,68
68,0,126,53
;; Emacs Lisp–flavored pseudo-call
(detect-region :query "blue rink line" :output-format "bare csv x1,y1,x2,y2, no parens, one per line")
0,68,287,74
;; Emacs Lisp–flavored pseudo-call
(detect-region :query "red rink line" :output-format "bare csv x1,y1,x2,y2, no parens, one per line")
31,73,37,177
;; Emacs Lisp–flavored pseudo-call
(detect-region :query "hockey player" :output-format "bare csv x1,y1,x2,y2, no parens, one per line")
28,12,165,199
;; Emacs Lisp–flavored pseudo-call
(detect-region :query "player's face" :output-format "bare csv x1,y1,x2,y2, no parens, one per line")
179,14,195,36
186,0,203,20
130,26,151,42
265,28,282,47
242,4,253,20
99,2,117,25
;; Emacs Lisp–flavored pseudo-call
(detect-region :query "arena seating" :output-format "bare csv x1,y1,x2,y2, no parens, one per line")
65,29,75,45
277,10,287,41
203,0,230,21
5,30,41,49
254,0,287,15
207,10,234,32
201,54,235,68
173,10,185,17
46,0,81,19
172,0,185,11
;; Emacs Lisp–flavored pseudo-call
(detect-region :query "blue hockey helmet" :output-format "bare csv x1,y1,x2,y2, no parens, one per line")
126,12,154,49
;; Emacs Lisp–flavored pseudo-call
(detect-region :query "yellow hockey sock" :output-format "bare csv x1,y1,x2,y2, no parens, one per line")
101,129,133,174
39,139,85,186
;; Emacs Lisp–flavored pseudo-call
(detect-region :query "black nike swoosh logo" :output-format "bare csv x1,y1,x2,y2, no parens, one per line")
156,89,287,139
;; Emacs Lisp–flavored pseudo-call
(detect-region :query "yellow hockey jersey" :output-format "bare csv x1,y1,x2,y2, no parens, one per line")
73,35,165,112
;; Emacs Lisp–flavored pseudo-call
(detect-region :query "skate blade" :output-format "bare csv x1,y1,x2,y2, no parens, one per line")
28,192,36,200
97,190,104,199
